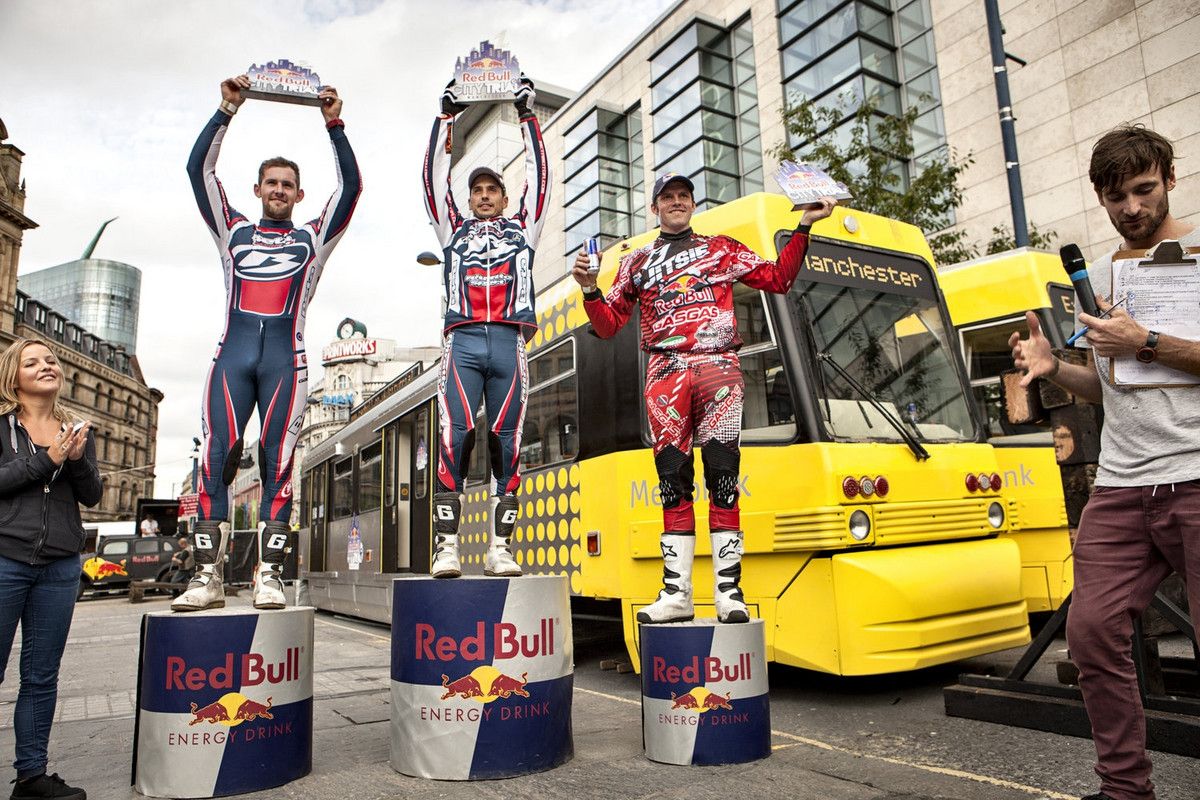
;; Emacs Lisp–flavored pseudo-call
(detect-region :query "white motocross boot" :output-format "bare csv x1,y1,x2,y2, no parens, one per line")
253,520,293,610
484,494,522,577
431,492,462,578
172,521,228,612
636,533,695,623
711,530,749,623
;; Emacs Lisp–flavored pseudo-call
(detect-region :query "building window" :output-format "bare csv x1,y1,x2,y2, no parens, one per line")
520,340,578,471
561,103,645,272
778,0,946,189
649,16,762,211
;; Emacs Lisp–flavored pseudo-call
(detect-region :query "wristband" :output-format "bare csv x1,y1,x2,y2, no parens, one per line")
582,286,602,301
219,100,239,117
325,118,344,130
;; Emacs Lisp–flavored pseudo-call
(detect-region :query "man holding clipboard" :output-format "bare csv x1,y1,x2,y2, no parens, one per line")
1010,126,1199,800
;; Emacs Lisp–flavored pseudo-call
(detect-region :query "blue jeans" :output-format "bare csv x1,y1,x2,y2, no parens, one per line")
0,553,80,779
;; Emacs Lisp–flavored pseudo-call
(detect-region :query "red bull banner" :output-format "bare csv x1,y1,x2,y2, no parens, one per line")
390,575,573,779
640,618,770,765
133,607,314,797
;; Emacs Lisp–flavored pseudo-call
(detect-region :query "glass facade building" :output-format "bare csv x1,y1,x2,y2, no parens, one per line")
19,258,142,354
777,0,946,188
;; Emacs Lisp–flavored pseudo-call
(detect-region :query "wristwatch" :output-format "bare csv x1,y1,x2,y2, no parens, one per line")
1135,330,1160,363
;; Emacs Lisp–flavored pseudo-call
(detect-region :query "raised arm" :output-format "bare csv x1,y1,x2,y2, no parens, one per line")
734,198,837,293
309,86,362,259
421,83,468,247
186,76,249,246
511,78,552,248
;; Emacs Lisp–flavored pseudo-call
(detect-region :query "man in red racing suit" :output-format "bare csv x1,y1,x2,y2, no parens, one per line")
572,173,836,623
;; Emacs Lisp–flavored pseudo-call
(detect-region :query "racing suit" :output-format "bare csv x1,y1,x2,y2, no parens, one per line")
187,110,361,523
421,110,550,497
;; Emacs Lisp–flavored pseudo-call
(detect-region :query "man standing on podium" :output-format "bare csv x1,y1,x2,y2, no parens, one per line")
421,77,550,579
572,173,835,623
174,75,361,612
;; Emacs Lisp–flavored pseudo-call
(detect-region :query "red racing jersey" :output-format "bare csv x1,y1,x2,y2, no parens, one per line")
583,226,811,352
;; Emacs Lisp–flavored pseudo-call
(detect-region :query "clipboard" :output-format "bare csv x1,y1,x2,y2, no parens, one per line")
1109,240,1200,387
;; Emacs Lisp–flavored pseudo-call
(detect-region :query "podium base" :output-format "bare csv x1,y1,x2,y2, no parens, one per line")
133,606,314,798
390,575,574,779
640,618,770,765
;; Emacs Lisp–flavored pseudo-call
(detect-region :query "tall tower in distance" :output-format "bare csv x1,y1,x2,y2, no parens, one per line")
18,217,142,354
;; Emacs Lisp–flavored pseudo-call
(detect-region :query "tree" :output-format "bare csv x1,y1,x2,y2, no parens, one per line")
772,93,976,266
986,222,1058,254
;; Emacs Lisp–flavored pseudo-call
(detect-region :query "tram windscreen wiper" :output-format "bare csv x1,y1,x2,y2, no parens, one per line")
816,351,931,461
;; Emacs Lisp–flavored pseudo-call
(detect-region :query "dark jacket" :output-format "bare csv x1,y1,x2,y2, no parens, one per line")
0,414,103,565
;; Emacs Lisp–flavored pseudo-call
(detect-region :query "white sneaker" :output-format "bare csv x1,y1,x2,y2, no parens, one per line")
432,535,462,579
172,521,228,613
636,533,695,623
711,530,749,624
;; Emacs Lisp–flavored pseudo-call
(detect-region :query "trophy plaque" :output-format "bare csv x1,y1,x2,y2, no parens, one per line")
773,160,853,210
244,59,325,106
452,41,521,104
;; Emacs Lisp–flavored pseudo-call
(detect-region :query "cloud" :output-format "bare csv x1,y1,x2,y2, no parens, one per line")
1,0,674,498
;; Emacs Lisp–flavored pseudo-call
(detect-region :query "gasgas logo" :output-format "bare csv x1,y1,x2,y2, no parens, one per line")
653,654,753,728
414,619,556,724
164,648,302,747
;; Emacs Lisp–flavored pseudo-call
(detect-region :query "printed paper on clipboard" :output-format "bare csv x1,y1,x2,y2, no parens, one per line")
1110,240,1200,387
773,160,853,210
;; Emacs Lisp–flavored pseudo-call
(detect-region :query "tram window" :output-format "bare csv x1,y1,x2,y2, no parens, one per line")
521,340,578,471
359,441,382,513
414,408,429,500
741,347,797,442
734,283,773,347
332,457,353,519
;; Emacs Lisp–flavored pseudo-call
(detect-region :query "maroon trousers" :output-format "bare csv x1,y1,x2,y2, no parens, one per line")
1067,481,1200,800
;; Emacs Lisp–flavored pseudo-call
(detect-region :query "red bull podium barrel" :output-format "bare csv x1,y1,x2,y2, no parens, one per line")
133,607,314,798
390,575,574,779
640,618,769,765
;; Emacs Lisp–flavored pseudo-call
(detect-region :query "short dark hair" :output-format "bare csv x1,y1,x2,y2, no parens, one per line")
258,156,301,186
1089,125,1174,193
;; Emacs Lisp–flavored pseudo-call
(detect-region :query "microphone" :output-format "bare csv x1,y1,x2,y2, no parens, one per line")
1060,244,1099,317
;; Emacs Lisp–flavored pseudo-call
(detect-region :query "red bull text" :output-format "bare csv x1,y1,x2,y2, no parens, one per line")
414,619,555,661
165,648,302,690
652,652,753,684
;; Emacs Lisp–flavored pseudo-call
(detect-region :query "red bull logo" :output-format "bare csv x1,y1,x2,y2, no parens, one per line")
421,665,548,724
165,647,302,690
188,694,274,726
439,666,530,702
414,618,555,662
669,688,734,711
659,686,747,727
169,691,292,746
652,653,753,684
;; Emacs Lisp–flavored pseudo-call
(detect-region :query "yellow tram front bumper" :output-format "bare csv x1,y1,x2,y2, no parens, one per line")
775,537,1031,675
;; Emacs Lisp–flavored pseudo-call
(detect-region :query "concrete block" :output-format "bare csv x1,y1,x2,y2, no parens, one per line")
1142,12,1200,74
1066,46,1145,108
1061,12,1141,77
1145,52,1200,109
1070,80,1150,141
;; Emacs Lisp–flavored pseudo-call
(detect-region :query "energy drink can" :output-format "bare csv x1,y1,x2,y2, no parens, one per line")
586,237,600,274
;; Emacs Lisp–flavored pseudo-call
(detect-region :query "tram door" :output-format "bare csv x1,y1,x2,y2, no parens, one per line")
382,421,413,571
408,405,433,573
306,462,328,571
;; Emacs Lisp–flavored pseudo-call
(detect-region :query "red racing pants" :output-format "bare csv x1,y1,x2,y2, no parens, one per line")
645,351,744,533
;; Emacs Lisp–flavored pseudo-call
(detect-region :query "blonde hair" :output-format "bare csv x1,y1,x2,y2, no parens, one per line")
0,337,74,425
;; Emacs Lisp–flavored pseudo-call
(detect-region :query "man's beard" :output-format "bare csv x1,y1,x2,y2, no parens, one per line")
1113,192,1169,242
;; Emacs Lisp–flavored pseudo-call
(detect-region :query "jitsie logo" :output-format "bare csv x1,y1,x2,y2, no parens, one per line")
639,243,710,289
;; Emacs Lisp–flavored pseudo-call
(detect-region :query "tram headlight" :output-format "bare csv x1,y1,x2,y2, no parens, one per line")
848,509,871,541
987,501,1005,528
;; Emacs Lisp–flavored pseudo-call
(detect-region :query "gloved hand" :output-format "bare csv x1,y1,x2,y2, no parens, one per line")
441,81,467,117
513,75,536,117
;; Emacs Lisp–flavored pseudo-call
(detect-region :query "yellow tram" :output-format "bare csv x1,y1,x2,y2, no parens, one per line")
299,193,1035,675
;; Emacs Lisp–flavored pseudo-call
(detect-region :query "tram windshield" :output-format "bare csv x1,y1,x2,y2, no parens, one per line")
787,240,977,443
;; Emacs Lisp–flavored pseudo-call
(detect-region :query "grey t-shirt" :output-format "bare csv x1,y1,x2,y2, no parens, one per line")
1078,228,1200,486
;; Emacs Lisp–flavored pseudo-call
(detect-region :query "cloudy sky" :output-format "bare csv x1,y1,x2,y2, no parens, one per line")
1,0,674,496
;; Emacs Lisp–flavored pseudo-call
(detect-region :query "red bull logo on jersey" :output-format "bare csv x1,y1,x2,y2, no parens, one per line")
165,647,302,690
414,618,555,662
